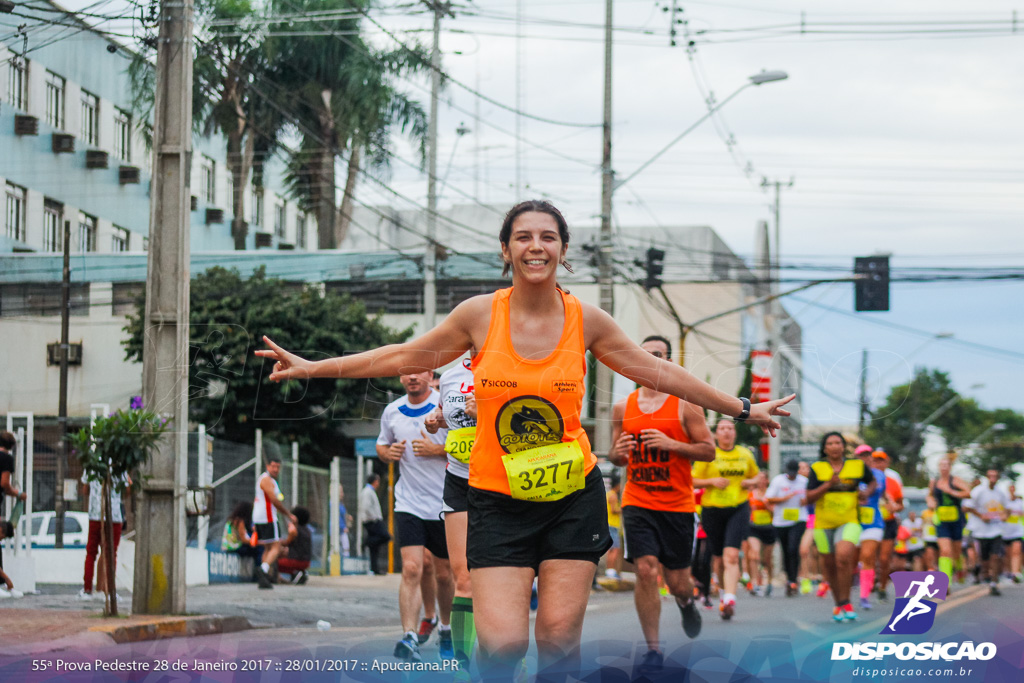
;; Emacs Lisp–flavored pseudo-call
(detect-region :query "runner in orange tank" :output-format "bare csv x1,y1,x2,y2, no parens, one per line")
256,200,796,680
609,335,714,675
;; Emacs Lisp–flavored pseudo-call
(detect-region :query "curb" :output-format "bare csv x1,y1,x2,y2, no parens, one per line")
89,615,253,645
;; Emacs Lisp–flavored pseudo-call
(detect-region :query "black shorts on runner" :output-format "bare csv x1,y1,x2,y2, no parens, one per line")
977,536,1004,562
443,471,469,514
936,518,964,541
748,524,777,545
622,505,696,571
253,522,281,544
883,517,900,541
701,502,751,556
466,467,612,571
395,512,449,559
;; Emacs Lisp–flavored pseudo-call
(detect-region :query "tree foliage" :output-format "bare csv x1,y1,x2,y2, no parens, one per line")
122,267,411,463
865,368,1024,484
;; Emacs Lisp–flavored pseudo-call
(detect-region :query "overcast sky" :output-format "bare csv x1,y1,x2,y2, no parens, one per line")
56,0,1024,428
367,0,1024,427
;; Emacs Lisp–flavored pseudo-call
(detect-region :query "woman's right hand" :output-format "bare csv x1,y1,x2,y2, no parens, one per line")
256,336,314,382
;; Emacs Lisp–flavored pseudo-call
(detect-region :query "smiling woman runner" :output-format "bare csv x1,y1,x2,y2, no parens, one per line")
256,199,795,680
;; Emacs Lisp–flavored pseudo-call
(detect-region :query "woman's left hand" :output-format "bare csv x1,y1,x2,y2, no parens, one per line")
746,394,797,437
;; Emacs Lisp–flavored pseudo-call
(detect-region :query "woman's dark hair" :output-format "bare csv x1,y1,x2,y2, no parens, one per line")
819,431,847,459
292,505,311,526
228,500,253,523
499,200,571,277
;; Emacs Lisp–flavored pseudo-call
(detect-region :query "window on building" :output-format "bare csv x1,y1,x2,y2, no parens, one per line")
296,213,309,249
42,200,63,252
5,183,26,243
45,70,66,130
111,225,130,252
7,58,28,111
252,188,264,226
111,282,145,316
274,200,286,238
0,283,90,317
77,212,97,252
200,156,216,204
114,107,132,161
80,90,99,147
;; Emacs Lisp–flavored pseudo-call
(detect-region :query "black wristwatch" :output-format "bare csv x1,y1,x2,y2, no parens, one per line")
735,397,751,422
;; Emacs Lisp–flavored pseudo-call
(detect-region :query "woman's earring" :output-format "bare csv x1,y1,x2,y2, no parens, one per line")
561,260,574,274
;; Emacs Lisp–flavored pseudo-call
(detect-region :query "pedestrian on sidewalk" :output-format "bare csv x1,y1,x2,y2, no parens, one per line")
79,472,130,601
253,455,297,590
360,474,389,575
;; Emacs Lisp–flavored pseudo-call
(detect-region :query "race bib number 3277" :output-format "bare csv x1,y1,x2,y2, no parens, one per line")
502,441,585,502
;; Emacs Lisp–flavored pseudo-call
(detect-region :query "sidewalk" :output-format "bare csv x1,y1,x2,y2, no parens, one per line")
0,573,404,654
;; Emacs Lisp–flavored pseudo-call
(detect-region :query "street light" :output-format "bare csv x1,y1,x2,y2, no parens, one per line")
613,69,789,191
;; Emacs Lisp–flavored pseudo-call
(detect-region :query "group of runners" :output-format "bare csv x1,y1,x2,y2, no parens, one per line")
258,199,794,679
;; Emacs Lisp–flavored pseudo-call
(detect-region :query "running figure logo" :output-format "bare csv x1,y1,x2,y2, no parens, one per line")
883,571,949,635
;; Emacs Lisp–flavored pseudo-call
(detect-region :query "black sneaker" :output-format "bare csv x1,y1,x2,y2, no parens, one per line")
637,649,664,676
989,584,1001,597
677,597,703,638
296,570,309,585
394,634,422,662
255,566,273,590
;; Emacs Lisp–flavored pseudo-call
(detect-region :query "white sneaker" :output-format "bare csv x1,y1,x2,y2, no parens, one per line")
9,589,23,598
77,589,94,601
0,588,11,599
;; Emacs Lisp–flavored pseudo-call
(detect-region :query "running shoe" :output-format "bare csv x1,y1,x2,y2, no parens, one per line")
677,597,703,638
637,649,664,676
832,606,844,623
989,583,1001,597
417,616,438,644
255,566,273,590
394,634,422,662
719,599,735,621
0,588,10,599
77,589,94,601
752,585,764,597
786,582,798,597
816,581,830,598
764,584,772,598
799,578,812,595
843,603,857,621
1013,573,1023,584
438,628,454,659
859,597,872,610
875,586,888,602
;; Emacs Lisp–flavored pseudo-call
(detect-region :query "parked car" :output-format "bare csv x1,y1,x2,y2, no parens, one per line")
28,511,91,548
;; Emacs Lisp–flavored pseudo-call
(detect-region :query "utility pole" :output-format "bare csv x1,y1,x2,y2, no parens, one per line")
422,1,450,328
763,177,793,480
134,0,194,615
593,0,615,458
55,218,71,548
858,348,869,436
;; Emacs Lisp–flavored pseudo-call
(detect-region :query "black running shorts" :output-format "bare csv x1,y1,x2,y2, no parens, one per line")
701,502,751,556
395,512,449,559
883,517,900,541
622,505,696,571
443,471,470,514
748,524,777,546
466,467,612,571
253,522,281,544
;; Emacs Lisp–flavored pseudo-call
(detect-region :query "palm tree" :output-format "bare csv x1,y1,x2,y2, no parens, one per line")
130,0,283,250
268,0,428,248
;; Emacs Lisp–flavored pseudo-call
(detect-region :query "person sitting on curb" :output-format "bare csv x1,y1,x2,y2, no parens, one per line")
279,506,313,584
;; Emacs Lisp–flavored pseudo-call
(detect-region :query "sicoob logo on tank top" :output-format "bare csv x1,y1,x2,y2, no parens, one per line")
495,395,564,453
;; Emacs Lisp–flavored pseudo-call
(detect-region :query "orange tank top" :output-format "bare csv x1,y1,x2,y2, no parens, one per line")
620,391,695,513
469,287,594,495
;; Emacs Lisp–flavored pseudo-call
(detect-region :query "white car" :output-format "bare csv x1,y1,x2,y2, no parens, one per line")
27,511,92,548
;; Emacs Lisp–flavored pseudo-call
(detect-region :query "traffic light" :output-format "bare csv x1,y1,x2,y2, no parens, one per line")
644,247,665,290
854,256,890,311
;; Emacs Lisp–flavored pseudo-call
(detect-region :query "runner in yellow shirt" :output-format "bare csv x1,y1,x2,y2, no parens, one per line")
692,418,760,620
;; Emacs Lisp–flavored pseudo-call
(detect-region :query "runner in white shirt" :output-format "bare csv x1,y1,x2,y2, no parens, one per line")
765,460,808,597
425,358,476,672
964,469,1009,595
377,372,452,663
